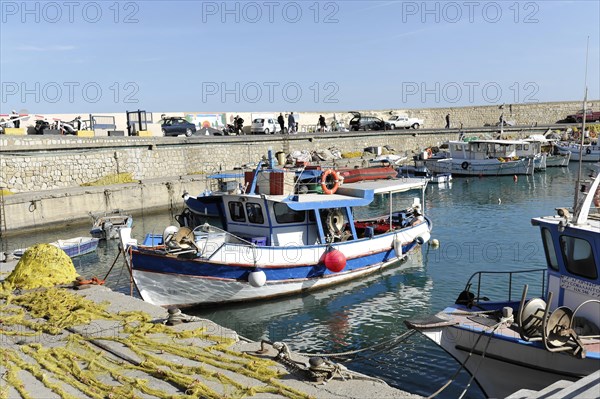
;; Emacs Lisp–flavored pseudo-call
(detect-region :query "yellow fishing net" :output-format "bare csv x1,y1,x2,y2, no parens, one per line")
2,244,78,291
81,172,137,186
0,287,312,399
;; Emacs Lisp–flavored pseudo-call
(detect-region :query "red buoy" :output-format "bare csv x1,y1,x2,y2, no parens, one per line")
321,249,346,273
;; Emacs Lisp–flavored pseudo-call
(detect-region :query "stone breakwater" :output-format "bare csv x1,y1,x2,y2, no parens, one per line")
1,131,465,193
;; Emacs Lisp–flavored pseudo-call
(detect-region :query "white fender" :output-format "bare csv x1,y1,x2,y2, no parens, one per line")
248,270,267,287
393,235,403,259
416,231,431,245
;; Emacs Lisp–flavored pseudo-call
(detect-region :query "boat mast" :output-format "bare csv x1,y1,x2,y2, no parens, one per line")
574,36,590,210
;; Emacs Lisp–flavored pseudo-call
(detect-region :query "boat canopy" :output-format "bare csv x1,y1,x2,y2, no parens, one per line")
282,178,427,211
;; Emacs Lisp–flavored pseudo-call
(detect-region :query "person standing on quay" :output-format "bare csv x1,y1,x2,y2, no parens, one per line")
288,112,295,134
318,115,326,132
10,110,20,128
278,113,285,134
445,113,450,129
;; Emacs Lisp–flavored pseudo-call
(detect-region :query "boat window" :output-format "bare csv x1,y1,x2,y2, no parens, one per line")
541,228,559,271
273,202,305,223
560,235,597,279
245,203,264,224
228,202,246,222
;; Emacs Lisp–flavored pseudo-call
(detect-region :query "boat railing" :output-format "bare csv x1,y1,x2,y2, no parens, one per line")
462,268,547,305
192,223,259,263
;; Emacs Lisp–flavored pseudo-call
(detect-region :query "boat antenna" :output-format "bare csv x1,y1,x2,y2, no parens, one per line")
574,36,589,210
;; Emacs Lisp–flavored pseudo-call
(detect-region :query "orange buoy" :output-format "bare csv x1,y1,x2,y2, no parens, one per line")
321,248,346,272
321,169,341,195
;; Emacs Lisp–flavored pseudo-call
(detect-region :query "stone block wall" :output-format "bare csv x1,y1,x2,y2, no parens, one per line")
1,132,459,193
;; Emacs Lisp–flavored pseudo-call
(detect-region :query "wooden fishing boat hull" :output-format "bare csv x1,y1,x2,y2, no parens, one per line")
128,221,431,307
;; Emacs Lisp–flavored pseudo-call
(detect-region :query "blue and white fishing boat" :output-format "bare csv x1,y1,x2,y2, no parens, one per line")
120,156,432,308
13,237,99,258
406,171,600,398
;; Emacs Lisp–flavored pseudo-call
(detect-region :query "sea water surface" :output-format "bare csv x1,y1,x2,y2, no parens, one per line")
1,164,589,398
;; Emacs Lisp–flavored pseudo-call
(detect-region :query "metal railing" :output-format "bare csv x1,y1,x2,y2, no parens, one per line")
463,268,547,304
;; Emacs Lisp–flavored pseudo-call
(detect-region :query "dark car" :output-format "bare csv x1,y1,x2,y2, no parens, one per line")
348,112,391,131
161,117,197,137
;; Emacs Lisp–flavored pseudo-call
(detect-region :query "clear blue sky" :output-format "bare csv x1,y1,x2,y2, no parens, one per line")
1,0,599,114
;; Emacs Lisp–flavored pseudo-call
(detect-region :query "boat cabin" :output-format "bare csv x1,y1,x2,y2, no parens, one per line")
448,140,526,160
532,189,600,326
182,178,428,248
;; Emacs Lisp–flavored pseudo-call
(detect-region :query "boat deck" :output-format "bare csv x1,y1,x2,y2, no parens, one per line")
435,306,600,356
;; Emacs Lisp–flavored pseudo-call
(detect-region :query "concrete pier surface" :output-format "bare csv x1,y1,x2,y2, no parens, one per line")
0,259,422,399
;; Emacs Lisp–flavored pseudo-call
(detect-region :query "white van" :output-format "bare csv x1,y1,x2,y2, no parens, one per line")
250,115,282,134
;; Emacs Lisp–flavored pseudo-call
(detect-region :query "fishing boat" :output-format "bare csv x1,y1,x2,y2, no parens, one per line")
555,142,600,162
13,237,100,258
119,155,432,308
525,135,571,167
424,140,535,176
90,210,133,240
405,171,600,398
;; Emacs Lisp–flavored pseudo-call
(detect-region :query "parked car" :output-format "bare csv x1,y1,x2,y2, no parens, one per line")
348,112,391,131
161,117,197,137
386,115,423,129
565,109,600,123
251,117,281,134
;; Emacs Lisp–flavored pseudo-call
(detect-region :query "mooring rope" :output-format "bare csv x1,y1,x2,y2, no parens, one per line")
427,314,513,398
294,329,417,359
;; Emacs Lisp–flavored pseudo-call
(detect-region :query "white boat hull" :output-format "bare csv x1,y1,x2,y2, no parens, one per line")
130,221,431,307
133,254,412,307
546,153,571,167
422,325,599,398
425,158,534,176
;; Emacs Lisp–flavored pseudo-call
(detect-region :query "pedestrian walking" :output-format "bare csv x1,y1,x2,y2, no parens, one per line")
277,113,285,133
288,112,295,134
445,113,450,129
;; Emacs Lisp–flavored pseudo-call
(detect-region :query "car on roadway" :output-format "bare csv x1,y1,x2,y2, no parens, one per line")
161,117,197,137
386,115,423,129
348,112,391,131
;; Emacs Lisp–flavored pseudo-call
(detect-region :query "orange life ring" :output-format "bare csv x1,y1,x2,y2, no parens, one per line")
321,169,340,195
426,148,433,157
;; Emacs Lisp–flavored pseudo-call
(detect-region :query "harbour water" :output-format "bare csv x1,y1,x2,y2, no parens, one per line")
0,163,590,398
